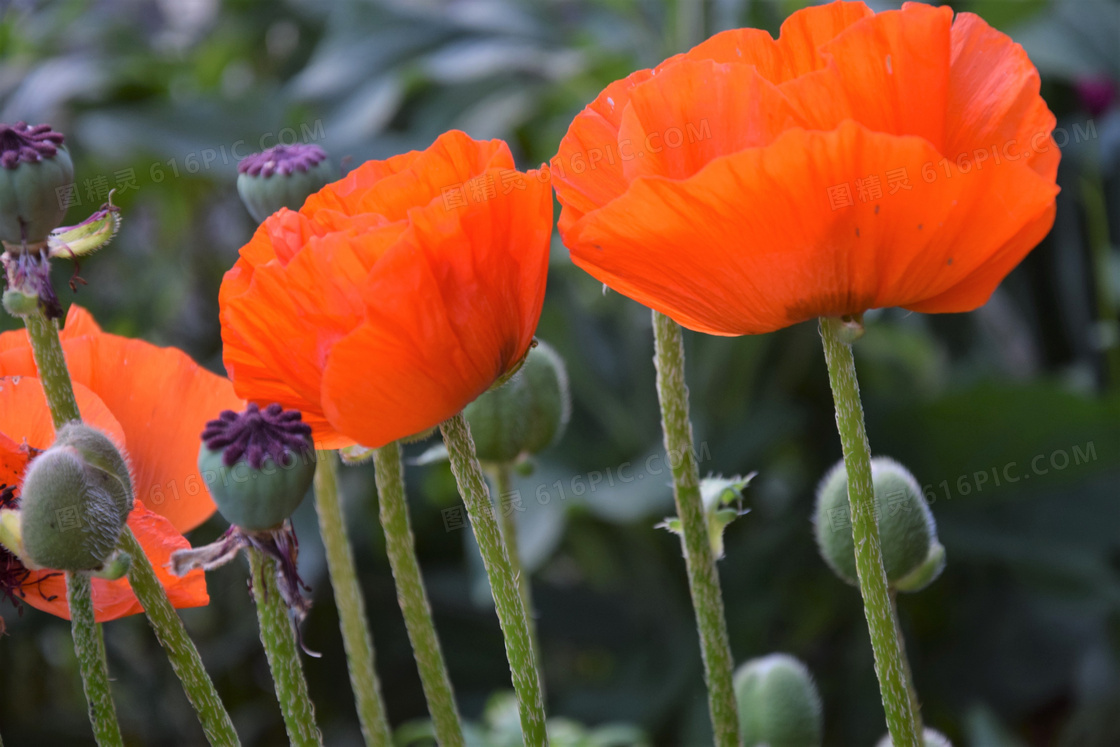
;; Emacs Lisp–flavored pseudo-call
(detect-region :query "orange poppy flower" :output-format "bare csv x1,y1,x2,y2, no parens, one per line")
553,0,1060,335
0,305,242,621
220,130,552,449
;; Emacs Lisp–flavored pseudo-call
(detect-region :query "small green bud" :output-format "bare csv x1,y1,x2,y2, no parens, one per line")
3,288,40,317
199,404,316,531
237,144,333,223
0,122,75,247
659,473,754,559
735,653,823,747
814,457,944,592
19,431,133,571
876,727,952,747
464,340,571,464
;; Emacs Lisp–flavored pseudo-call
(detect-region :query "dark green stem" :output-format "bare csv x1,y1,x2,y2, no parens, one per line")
373,442,464,747
494,463,544,691
23,310,81,427
312,450,393,747
120,527,240,745
249,548,322,747
819,316,921,747
67,572,123,746
651,311,740,747
440,413,548,745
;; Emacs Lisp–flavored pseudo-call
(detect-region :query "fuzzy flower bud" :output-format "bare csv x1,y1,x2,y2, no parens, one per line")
814,457,945,592
0,122,75,247
17,424,133,571
236,144,332,223
464,340,571,464
198,403,316,531
734,653,823,747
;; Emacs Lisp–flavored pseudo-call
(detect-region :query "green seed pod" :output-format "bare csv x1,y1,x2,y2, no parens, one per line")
199,403,316,531
876,727,952,747
19,440,131,571
735,653,823,747
814,457,944,592
236,144,333,223
0,122,75,246
465,341,571,464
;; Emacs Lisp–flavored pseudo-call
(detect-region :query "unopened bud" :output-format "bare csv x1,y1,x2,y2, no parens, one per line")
0,122,75,248
735,653,823,747
237,144,332,223
814,457,944,592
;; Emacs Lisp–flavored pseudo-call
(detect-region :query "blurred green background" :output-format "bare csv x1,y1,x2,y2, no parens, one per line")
1,0,1118,744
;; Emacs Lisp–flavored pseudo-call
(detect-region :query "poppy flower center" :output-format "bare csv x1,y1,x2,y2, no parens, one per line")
0,122,64,170
237,144,328,178
202,403,313,469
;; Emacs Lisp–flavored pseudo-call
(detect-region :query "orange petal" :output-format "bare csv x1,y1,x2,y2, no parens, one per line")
0,376,126,450
18,500,209,622
59,335,242,533
0,431,28,487
321,167,552,447
0,304,101,372
565,122,1058,335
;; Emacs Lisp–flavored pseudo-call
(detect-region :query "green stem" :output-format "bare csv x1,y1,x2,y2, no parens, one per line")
651,311,740,747
23,310,81,427
494,463,544,691
312,450,393,747
373,442,464,747
119,527,240,745
819,316,921,747
440,414,548,746
889,592,922,722
248,548,322,747
67,572,124,747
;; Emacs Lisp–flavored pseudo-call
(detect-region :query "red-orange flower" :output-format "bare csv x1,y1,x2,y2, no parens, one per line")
0,305,242,621
553,1,1060,335
220,130,552,449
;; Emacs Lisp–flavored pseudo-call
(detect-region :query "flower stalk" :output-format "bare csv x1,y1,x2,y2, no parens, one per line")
312,449,393,747
819,315,922,747
651,310,740,747
493,463,543,689
118,527,240,745
373,441,464,746
249,547,322,747
440,413,547,745
67,571,123,747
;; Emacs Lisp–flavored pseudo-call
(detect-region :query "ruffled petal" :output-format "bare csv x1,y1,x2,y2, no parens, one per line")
566,122,1058,335
0,376,126,450
19,500,209,622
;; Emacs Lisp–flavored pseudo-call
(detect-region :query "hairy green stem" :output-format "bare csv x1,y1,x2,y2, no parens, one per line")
494,463,544,691
440,414,548,745
67,572,123,746
23,310,81,427
120,527,240,745
373,442,464,746
819,316,921,747
889,592,922,722
313,450,392,747
651,311,740,747
249,548,322,747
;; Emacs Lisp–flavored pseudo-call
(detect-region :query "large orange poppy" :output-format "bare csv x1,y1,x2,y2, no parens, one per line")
220,130,552,449
0,305,242,621
553,0,1060,335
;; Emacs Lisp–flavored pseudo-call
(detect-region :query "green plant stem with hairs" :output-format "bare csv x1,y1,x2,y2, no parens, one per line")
373,441,464,746
312,450,393,747
819,315,922,747
249,547,322,747
441,413,548,745
651,310,740,747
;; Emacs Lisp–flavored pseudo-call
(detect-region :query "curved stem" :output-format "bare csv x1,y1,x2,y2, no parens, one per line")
313,450,393,747
373,442,464,747
440,414,548,746
249,548,322,747
819,316,922,747
67,572,124,746
119,527,240,745
651,311,740,747
493,463,544,691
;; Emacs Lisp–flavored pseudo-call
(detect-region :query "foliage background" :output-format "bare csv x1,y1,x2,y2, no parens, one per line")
1,0,1118,744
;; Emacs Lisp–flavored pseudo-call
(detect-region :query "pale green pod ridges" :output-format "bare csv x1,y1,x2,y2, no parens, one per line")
814,456,945,592
734,653,823,747
198,446,316,531
0,133,74,245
